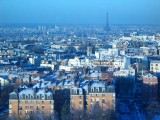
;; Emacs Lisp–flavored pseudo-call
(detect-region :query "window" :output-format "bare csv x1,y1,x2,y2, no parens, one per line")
19,106,22,110
30,106,34,109
102,88,105,92
37,95,39,99
26,95,28,99
42,105,44,109
48,95,51,99
22,94,25,99
42,101,44,104
74,90,77,94
91,94,94,96
25,106,29,109
25,110,28,114
9,105,12,109
79,101,82,104
79,106,82,109
102,94,105,97
30,110,33,113
91,88,94,92
9,110,12,114
96,98,99,102
102,103,105,110
102,99,105,103
96,88,99,92
79,96,82,99
30,95,33,99
19,111,22,115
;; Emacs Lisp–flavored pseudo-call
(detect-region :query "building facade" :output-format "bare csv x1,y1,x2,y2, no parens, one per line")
70,81,115,112
150,60,160,73
9,88,54,119
142,73,158,102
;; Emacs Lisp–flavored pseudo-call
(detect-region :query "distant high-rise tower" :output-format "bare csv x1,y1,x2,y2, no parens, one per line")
104,12,111,31
87,43,92,56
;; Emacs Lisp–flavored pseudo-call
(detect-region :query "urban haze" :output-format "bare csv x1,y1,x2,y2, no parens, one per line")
0,0,160,120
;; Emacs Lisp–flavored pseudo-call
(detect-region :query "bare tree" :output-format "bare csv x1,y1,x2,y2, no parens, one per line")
70,108,89,120
6,110,59,120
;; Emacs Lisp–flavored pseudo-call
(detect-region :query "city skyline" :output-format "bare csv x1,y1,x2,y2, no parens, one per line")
0,0,160,25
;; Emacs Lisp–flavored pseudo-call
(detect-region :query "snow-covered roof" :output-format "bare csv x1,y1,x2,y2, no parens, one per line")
36,89,45,95
91,82,105,88
90,72,102,78
19,84,28,89
10,91,17,95
19,88,34,95
143,74,157,78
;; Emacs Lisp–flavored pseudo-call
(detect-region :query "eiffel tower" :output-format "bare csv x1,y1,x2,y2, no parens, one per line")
104,12,111,31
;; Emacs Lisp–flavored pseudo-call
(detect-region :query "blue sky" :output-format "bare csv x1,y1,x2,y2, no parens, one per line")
0,0,160,25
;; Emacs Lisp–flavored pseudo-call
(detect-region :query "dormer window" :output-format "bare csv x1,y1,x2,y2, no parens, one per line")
22,94,25,99
19,95,22,99
77,90,79,95
74,90,77,94
48,95,50,99
40,94,42,99
28,94,30,99
86,90,88,94
102,88,105,92
91,88,94,92
96,88,99,92
79,90,82,94
30,95,33,99
42,95,44,99
37,95,39,99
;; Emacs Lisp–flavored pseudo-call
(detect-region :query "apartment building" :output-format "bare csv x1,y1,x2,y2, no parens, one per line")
150,60,160,73
142,73,158,102
70,81,115,112
9,88,54,118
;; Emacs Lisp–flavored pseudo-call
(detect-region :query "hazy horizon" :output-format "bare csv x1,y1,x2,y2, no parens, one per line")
0,0,160,25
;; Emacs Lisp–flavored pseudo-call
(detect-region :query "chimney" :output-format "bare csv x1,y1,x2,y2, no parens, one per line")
83,69,87,76
77,81,80,88
34,87,37,93
62,79,65,86
29,75,32,84
45,88,48,93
